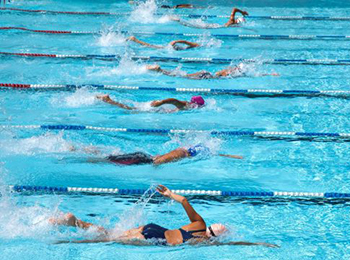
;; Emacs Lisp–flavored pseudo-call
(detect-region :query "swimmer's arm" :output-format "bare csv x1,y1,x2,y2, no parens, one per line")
210,241,280,248
147,65,176,77
170,40,200,48
127,36,163,49
157,185,205,223
151,98,187,109
218,154,243,159
225,7,249,27
96,94,135,110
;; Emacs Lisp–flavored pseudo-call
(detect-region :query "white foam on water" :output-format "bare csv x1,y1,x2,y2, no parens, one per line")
86,57,148,78
51,87,98,108
129,0,170,24
166,132,223,156
0,132,73,156
96,30,127,47
109,185,158,238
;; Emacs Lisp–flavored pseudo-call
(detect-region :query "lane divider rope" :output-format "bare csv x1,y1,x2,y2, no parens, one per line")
9,185,350,199
2,8,350,21
1,51,349,65
1,124,349,138
1,27,349,40
2,83,350,98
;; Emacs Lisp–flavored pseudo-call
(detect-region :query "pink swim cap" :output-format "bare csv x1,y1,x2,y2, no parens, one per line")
206,223,227,237
190,96,205,107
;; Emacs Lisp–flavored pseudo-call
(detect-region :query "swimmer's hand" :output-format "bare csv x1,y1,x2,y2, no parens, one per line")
271,72,280,76
127,36,136,41
157,184,172,198
96,94,112,102
146,64,161,71
242,11,249,16
218,154,243,159
151,100,162,107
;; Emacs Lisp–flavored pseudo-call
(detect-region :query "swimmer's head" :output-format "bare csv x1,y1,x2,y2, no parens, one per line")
235,17,246,24
206,223,227,238
161,5,171,8
190,96,205,107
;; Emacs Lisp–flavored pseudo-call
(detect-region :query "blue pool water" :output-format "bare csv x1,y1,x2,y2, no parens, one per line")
1,0,350,259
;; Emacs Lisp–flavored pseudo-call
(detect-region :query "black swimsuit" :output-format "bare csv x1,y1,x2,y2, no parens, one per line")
141,223,206,245
106,152,153,165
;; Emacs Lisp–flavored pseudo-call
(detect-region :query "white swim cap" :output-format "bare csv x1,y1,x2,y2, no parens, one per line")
235,17,246,24
206,223,227,237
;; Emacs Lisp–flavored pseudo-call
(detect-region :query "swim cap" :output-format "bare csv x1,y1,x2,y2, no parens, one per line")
190,96,205,107
206,223,227,237
235,17,246,24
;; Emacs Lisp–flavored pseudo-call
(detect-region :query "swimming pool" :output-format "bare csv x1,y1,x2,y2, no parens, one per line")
1,0,350,259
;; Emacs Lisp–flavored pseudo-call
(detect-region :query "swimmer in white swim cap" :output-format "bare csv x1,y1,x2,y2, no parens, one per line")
147,63,280,80
50,185,279,247
170,7,248,29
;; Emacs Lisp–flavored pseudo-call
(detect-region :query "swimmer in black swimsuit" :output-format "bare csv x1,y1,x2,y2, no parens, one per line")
160,4,197,9
50,185,279,247
127,36,200,51
146,64,280,80
102,144,242,166
170,7,249,29
96,94,205,112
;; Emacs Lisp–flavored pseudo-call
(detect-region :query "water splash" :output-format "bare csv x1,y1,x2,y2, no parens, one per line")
50,87,98,108
86,56,148,78
96,30,127,47
165,132,223,156
109,185,158,237
0,132,73,156
129,0,170,24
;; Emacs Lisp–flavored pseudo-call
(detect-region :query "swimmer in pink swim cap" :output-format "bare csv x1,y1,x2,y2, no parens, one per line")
96,94,205,112
50,185,279,247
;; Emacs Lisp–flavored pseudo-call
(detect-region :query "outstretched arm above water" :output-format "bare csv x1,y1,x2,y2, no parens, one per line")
96,94,136,110
157,185,206,229
151,98,188,109
127,36,164,49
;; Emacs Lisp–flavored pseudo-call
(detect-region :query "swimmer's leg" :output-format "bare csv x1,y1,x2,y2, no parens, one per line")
127,36,164,49
118,226,145,240
96,94,135,110
50,213,107,233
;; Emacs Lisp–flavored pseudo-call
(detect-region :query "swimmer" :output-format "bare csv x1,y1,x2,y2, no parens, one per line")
170,7,249,29
160,4,196,9
86,144,243,166
96,94,205,112
127,36,200,51
147,64,279,80
50,185,279,247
